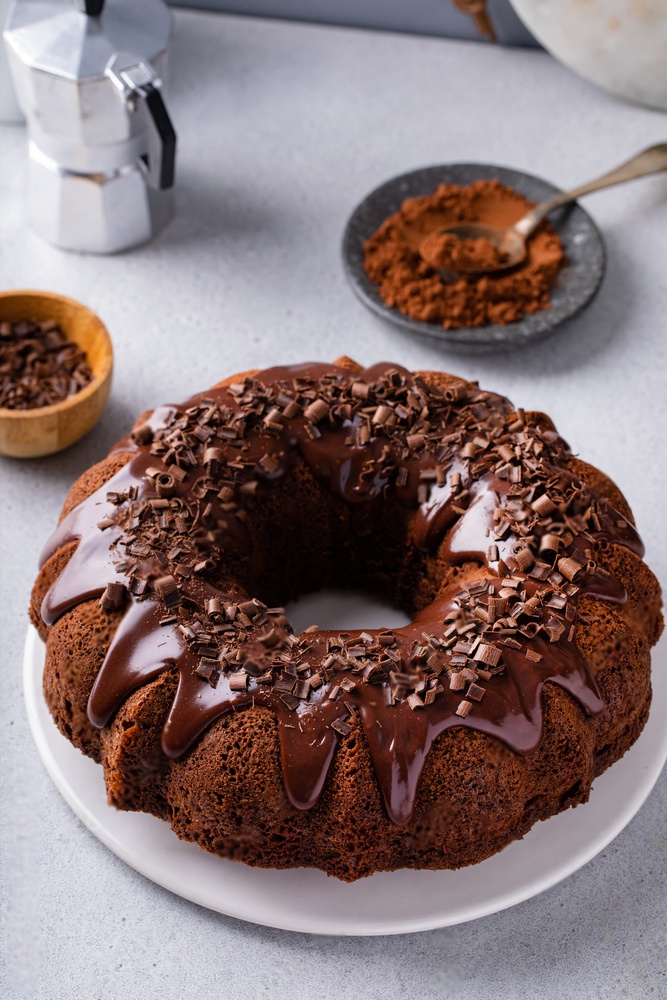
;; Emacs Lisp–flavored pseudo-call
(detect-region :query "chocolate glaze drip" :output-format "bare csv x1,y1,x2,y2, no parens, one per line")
40,362,644,825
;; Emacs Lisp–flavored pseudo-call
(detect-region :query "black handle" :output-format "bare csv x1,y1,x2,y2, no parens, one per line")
139,84,177,190
75,0,105,14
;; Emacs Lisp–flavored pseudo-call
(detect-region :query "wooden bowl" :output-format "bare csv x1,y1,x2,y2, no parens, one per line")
0,290,113,459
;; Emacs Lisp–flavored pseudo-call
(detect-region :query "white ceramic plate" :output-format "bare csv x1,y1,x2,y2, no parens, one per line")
24,625,667,936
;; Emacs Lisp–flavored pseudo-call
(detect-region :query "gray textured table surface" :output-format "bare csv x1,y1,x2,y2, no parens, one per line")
1,10,666,999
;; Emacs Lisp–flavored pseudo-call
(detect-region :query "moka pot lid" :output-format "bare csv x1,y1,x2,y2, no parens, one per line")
5,0,172,82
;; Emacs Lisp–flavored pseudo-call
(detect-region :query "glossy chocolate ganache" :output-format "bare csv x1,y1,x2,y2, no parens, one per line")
39,362,643,826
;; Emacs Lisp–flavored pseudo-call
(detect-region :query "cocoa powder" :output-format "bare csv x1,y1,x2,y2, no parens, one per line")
363,179,566,329
419,232,508,273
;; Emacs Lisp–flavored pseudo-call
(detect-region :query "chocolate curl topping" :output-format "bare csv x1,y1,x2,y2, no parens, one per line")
39,360,644,826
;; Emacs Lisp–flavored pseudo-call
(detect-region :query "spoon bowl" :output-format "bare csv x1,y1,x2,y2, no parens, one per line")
419,223,527,277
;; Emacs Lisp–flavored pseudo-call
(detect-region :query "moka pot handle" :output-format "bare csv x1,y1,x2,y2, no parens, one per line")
105,53,177,191
75,0,106,14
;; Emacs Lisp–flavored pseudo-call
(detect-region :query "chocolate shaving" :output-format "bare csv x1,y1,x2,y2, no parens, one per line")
331,718,352,736
153,575,180,606
99,582,125,612
303,399,329,424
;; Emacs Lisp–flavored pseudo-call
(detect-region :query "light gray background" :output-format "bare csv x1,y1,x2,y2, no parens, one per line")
1,9,666,999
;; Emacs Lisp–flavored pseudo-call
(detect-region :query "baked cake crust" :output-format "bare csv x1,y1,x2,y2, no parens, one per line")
30,359,663,881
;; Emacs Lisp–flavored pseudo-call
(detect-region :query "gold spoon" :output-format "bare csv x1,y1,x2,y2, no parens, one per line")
419,143,667,277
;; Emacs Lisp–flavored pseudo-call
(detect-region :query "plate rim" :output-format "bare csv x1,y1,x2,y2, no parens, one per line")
341,161,606,351
24,624,667,936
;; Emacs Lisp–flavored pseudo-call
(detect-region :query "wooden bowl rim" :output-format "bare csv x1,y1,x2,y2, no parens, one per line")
0,289,113,422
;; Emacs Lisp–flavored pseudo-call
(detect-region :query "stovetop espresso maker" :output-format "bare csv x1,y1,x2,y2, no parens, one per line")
4,0,177,253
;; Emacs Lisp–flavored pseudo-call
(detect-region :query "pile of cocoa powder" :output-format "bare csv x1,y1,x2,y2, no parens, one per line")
363,179,566,329
419,231,509,273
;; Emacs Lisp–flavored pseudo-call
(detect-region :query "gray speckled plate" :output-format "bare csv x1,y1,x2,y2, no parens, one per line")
342,164,606,353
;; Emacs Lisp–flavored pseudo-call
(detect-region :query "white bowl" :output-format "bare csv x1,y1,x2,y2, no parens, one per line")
509,0,667,110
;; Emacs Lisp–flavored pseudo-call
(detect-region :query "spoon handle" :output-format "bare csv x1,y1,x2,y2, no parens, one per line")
514,143,667,238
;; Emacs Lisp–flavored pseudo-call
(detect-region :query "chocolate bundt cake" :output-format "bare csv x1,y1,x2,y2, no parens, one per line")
30,358,663,881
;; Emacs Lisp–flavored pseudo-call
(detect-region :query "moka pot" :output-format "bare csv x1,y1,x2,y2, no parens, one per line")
4,0,177,252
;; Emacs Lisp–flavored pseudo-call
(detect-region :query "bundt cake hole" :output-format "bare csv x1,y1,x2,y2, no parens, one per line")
285,586,411,635
195,453,450,620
